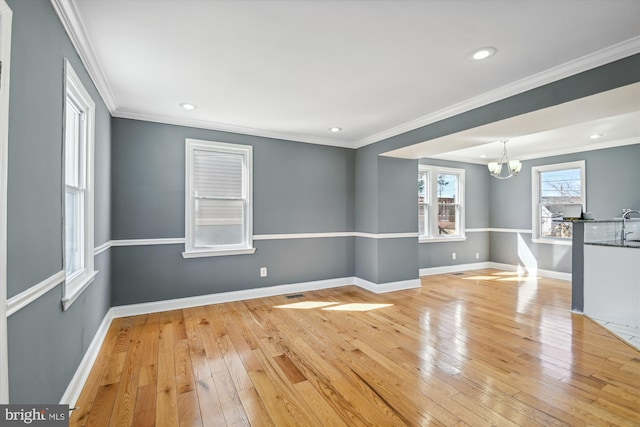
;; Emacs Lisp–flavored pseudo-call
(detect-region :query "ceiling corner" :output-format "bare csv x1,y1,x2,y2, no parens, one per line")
50,0,118,112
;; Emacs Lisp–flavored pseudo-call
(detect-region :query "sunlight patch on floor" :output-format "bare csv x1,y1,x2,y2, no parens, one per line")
322,303,393,312
273,301,340,310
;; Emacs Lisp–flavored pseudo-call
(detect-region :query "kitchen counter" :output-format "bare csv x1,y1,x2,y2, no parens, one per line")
585,240,640,249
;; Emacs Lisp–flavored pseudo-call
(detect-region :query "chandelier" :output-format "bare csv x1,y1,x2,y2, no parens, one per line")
487,141,521,179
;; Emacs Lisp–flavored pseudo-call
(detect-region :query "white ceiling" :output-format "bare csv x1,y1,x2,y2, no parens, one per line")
58,0,640,149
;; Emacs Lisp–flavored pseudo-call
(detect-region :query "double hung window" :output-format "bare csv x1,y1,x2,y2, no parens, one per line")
532,161,585,243
419,165,465,241
183,139,255,258
63,60,96,309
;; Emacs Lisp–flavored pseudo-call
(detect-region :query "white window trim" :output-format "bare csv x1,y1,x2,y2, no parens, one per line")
183,138,255,258
62,59,96,310
419,165,466,243
531,160,585,246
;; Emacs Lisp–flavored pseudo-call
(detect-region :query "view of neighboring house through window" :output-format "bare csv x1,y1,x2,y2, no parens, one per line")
532,160,585,242
183,139,255,258
419,165,465,241
63,59,96,309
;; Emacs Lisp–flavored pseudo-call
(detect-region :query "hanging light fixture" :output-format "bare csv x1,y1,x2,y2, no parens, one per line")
487,141,522,179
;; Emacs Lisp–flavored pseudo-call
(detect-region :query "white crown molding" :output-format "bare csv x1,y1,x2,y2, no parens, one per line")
6,270,65,317
517,137,640,162
439,137,640,164
52,0,639,151
113,108,354,149
354,36,640,148
50,0,117,111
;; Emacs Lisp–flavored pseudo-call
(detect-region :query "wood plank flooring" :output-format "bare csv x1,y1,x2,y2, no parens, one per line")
70,270,640,426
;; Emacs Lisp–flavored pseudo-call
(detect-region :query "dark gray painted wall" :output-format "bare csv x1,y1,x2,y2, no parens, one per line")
111,239,353,306
111,118,355,304
5,0,111,403
111,118,355,238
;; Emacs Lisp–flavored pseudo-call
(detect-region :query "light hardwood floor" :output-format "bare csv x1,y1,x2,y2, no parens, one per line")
70,270,640,426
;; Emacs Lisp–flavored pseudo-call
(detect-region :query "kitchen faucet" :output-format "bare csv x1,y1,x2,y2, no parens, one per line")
621,209,640,242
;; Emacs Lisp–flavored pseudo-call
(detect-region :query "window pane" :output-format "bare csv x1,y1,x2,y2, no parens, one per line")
194,199,244,247
419,203,428,236
65,188,84,276
437,174,458,203
194,150,243,198
540,205,573,238
539,167,581,239
65,100,82,187
540,168,581,204
438,204,458,235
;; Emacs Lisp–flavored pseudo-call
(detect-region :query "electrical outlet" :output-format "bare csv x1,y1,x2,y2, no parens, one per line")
476,252,480,259
452,252,456,260
260,267,267,277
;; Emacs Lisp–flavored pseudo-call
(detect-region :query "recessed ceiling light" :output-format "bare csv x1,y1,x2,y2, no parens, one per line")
329,127,342,133
469,47,497,61
179,103,197,111
590,133,603,139
480,154,488,158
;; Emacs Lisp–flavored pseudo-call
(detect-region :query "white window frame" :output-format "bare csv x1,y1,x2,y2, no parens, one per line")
183,138,256,258
531,160,586,246
419,165,466,243
61,59,97,310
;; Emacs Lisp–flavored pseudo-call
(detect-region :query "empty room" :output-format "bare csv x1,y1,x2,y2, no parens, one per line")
1,0,639,426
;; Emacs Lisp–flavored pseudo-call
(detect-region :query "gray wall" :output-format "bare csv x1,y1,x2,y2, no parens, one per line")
489,144,640,273
6,0,111,403
417,158,491,269
110,118,355,305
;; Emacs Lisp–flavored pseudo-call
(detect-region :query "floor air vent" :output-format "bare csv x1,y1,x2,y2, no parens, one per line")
452,272,464,276
286,294,305,299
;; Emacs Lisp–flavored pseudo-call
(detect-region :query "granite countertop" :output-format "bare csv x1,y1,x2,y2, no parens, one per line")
585,240,640,249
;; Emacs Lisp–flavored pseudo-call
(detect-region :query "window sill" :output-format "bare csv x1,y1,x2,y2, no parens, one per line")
419,236,467,243
531,238,573,246
182,247,257,259
62,270,98,311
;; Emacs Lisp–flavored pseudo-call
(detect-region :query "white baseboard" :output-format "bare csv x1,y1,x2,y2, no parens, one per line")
60,308,114,407
110,277,356,319
420,262,572,282
354,277,421,294
419,262,493,276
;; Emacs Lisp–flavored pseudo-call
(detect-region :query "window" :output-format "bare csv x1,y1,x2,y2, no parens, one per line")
532,160,585,243
419,165,465,242
183,139,255,258
62,60,96,310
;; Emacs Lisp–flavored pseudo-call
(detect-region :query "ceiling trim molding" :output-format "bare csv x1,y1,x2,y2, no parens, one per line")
113,108,354,148
52,1,638,150
50,0,118,111
433,137,640,165
354,36,640,149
